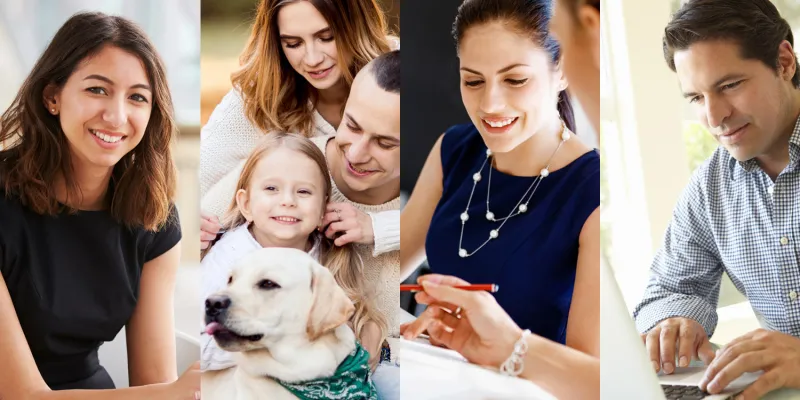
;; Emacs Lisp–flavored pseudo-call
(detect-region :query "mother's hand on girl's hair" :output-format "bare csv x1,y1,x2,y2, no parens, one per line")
404,274,524,368
200,211,221,250
321,202,374,246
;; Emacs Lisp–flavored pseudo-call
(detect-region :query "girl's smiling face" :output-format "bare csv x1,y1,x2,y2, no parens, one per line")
236,147,328,248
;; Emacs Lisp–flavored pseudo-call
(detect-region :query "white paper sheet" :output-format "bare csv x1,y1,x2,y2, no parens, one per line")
399,338,557,400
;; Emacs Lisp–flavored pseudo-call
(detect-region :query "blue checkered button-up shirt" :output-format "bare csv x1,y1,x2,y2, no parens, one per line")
633,119,800,337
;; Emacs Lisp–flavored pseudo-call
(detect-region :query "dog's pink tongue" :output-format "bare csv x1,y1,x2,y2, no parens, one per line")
205,322,223,335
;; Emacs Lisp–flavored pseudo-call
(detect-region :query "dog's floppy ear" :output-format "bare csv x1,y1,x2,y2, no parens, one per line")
306,262,355,341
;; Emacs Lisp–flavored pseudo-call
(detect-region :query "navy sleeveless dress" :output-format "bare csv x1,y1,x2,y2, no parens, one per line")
425,123,600,344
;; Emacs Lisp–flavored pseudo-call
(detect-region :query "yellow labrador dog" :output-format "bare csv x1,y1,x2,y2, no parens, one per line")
202,248,359,400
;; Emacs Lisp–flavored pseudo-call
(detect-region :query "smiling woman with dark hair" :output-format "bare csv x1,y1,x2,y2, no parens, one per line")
400,0,601,398
0,12,199,399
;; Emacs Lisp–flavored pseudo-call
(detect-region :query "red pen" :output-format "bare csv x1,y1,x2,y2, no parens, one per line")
400,284,499,293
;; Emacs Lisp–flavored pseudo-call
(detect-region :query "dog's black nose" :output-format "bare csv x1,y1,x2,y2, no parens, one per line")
205,295,231,317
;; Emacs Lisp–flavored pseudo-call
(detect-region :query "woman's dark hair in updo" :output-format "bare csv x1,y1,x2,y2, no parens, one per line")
453,0,576,133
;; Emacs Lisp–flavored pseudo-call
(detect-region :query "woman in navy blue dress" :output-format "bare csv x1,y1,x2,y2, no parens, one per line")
400,0,600,398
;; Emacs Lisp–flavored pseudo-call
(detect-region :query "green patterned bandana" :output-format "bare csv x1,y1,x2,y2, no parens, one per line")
276,341,378,400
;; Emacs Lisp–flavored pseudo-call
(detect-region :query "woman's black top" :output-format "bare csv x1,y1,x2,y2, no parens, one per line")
0,188,181,389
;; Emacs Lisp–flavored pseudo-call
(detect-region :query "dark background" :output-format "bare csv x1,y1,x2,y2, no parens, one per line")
400,0,469,313
400,0,468,195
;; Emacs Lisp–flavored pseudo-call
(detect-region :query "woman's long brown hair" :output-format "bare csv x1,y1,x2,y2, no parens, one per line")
220,133,388,344
231,0,391,137
0,12,177,231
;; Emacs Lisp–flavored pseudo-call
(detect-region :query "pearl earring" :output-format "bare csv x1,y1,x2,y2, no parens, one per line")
51,108,55,113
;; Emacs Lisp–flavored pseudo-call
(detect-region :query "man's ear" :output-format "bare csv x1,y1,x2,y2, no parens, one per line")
777,40,797,83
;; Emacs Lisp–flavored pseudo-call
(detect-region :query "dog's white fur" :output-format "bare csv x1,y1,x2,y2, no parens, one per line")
202,248,356,400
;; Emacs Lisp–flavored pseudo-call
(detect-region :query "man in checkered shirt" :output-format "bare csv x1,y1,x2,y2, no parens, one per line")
631,0,800,398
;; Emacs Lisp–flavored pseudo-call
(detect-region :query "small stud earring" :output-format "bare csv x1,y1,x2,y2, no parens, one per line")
51,108,55,113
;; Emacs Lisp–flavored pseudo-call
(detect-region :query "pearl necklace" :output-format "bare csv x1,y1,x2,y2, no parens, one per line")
457,126,571,258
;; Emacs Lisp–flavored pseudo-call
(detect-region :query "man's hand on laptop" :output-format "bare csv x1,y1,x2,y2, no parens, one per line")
641,317,715,375
698,329,800,400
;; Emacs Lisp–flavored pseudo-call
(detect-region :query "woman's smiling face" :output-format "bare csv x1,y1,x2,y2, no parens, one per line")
49,45,152,172
458,22,565,153
277,1,349,91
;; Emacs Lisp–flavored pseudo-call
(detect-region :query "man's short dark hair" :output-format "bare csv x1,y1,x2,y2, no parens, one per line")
663,0,800,88
369,50,400,94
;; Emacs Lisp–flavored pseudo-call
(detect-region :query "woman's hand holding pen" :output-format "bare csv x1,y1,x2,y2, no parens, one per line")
399,274,523,368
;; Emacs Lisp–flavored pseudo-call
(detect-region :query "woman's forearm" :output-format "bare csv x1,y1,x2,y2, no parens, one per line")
518,335,600,399
31,383,171,400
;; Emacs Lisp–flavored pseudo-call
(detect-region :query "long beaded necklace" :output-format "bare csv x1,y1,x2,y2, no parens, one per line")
457,124,571,258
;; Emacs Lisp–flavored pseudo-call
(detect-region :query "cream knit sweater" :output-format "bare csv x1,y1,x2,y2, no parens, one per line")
199,92,400,334
310,135,401,336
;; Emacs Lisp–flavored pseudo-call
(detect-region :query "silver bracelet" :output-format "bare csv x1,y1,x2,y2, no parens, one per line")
499,329,531,377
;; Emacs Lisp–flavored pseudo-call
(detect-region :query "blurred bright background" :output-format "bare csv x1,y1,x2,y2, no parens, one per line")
199,0,399,125
601,0,800,343
0,0,201,386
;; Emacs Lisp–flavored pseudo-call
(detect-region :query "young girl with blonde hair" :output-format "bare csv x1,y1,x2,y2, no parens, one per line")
201,133,387,372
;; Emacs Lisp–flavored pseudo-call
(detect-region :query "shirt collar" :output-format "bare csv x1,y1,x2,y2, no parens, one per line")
727,114,800,180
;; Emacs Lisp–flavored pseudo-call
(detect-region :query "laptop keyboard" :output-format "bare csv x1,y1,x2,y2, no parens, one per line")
661,384,710,400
